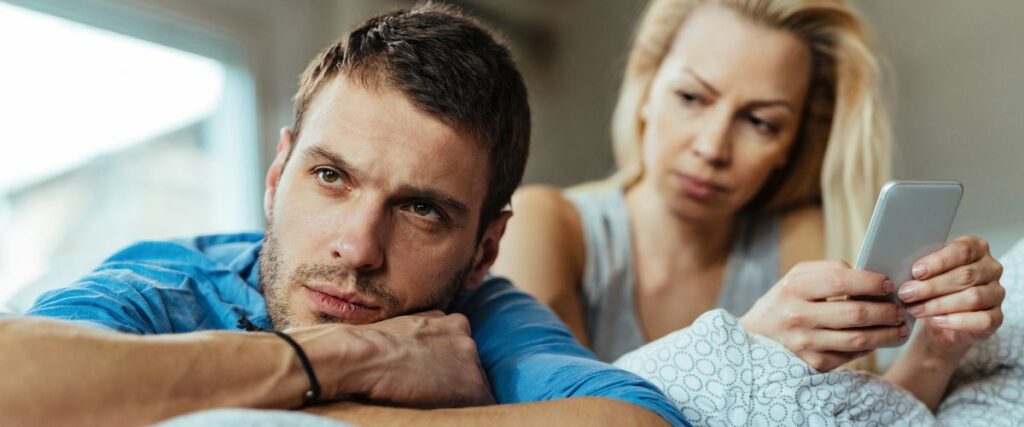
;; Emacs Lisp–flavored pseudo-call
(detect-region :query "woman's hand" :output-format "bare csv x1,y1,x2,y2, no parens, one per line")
898,236,1005,357
883,236,1004,410
740,261,908,372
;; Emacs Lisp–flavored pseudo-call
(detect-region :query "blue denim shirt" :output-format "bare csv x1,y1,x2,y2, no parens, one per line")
26,233,688,426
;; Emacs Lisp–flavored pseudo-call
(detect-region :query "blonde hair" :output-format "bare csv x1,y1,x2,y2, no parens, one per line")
611,0,892,264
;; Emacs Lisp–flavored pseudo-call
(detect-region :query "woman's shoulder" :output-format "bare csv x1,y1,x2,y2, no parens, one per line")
493,184,586,278
778,204,826,271
514,179,626,229
511,185,581,231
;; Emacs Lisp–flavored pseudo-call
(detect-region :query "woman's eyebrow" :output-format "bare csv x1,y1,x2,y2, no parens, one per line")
683,67,720,96
746,99,796,112
684,67,796,112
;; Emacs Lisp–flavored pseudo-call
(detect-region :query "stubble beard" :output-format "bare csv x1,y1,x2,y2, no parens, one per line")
259,217,473,330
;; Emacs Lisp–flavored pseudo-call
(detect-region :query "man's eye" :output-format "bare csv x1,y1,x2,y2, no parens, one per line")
406,202,443,221
314,167,343,185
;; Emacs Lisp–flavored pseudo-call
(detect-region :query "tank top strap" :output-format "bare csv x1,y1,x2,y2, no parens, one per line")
716,211,781,317
565,183,646,361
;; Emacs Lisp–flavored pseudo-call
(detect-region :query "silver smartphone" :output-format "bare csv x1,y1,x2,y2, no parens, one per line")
854,180,963,346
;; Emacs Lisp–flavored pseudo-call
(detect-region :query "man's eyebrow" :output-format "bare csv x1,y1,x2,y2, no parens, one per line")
302,144,470,219
302,145,362,179
395,185,470,219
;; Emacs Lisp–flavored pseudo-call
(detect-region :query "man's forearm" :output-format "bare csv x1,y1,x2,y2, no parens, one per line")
0,317,311,427
306,397,670,427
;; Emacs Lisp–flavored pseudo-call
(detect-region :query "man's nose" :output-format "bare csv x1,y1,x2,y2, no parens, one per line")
329,198,386,272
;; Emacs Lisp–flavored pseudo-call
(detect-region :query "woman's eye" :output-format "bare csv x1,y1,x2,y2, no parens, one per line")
677,90,702,105
748,115,780,135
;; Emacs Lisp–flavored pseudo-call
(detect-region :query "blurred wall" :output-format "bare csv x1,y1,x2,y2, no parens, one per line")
469,0,1024,255
26,0,1021,255
102,0,407,191
852,0,1024,256
458,0,647,186
461,0,1024,256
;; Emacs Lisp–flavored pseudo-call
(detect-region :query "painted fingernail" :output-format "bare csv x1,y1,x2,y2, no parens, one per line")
912,264,928,279
933,315,949,326
907,304,924,317
882,279,894,293
899,323,910,337
898,285,917,302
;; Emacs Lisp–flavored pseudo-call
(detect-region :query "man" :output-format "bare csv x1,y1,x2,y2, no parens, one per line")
0,4,687,427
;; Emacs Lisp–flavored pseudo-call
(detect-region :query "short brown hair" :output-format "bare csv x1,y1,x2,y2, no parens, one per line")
291,3,531,231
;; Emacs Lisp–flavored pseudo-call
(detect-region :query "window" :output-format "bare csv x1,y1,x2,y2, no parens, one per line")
0,2,260,311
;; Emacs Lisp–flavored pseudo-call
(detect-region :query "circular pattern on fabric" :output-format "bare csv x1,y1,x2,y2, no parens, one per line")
615,309,935,426
614,240,1024,427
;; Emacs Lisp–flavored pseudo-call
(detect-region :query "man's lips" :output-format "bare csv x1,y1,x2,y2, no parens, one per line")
305,284,382,309
303,284,381,321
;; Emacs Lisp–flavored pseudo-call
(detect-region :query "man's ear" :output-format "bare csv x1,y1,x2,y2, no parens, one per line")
264,127,294,220
463,210,513,290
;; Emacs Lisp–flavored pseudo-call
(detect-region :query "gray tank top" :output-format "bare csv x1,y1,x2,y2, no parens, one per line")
567,184,780,362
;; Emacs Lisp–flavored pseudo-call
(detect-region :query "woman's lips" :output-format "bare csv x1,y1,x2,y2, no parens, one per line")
673,172,727,200
303,285,381,322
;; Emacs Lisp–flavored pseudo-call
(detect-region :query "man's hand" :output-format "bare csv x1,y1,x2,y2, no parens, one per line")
292,311,494,408
741,261,908,372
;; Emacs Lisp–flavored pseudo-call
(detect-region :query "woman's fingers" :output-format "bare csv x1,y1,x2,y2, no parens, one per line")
898,257,1002,304
906,281,1005,318
801,350,870,373
910,236,989,280
798,300,904,329
787,325,908,355
788,260,850,273
784,268,892,300
932,307,1003,337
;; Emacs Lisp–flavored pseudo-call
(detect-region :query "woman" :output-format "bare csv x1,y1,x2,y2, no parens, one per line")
493,0,1004,411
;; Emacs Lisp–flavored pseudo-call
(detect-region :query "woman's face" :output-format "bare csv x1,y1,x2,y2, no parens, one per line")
639,5,811,222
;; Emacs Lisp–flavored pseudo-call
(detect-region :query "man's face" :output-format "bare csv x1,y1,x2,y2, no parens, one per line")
260,76,495,329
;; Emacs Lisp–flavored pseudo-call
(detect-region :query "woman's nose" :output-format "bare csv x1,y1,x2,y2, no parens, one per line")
691,111,733,167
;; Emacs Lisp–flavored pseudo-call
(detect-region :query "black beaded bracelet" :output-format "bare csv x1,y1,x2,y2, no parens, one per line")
273,330,322,407
237,316,321,407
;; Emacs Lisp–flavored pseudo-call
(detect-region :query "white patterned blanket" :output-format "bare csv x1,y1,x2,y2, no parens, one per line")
615,239,1024,426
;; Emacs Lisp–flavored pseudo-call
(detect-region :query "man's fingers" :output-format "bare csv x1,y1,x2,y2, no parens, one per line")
804,300,904,329
906,281,1005,318
911,236,989,280
443,313,472,335
786,269,892,300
